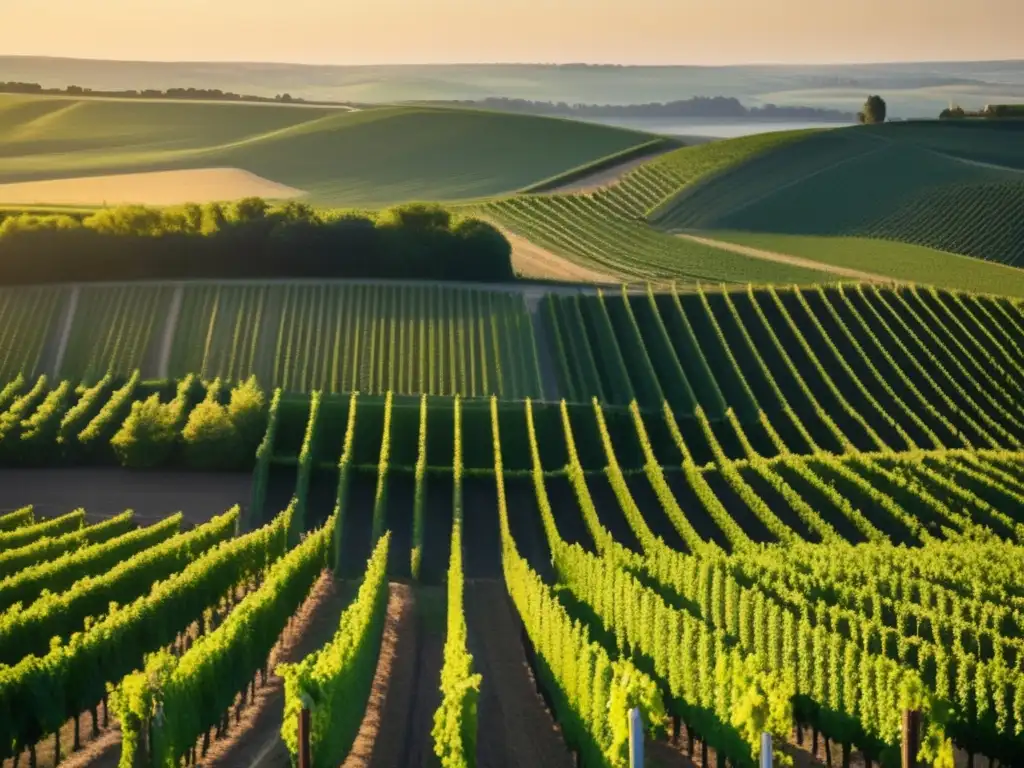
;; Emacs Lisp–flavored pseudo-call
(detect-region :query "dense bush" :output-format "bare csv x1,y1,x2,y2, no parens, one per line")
181,377,267,470
0,200,513,284
111,376,197,468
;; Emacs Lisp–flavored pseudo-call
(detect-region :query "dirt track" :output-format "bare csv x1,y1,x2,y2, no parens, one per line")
0,467,252,526
466,579,573,768
203,572,353,768
677,234,901,283
500,228,618,284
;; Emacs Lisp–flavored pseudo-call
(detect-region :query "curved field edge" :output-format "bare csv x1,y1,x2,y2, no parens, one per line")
0,96,659,208
517,138,680,194
697,231,1024,299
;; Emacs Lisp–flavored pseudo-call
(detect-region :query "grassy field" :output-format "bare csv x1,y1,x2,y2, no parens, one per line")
0,95,654,207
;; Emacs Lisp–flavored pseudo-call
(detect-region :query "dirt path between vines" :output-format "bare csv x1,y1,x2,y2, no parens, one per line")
202,572,354,768
466,579,574,768
341,582,419,768
677,233,901,283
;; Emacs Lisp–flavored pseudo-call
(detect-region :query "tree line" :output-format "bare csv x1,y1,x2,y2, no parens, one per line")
0,81,351,107
0,200,514,284
432,96,856,121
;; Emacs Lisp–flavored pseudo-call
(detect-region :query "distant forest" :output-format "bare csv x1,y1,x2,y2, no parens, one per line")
435,96,856,121
0,81,354,107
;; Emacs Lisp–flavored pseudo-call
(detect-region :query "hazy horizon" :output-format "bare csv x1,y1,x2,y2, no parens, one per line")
1,0,1020,67
4,53,1023,69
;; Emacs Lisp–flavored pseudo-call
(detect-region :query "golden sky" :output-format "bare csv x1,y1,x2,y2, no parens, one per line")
1,0,1019,64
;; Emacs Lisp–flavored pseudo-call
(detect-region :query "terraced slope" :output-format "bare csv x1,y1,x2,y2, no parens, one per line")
0,96,654,207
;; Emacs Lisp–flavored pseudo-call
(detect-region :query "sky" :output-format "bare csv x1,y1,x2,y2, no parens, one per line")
0,0,1020,66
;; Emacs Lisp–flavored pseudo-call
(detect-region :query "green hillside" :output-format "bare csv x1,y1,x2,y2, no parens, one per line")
481,129,835,284
654,121,1024,270
0,95,655,207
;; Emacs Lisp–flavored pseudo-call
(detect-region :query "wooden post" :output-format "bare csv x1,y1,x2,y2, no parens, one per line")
901,709,922,768
298,707,311,768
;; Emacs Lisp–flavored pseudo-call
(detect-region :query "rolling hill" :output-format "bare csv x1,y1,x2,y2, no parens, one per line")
654,120,1024,268
0,95,656,207
5,56,1024,117
485,120,1024,294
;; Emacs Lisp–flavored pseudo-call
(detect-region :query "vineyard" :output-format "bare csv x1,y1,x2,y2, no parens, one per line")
0,282,546,399
861,180,1024,267
1,267,1023,768
1,357,1024,765
481,121,1024,295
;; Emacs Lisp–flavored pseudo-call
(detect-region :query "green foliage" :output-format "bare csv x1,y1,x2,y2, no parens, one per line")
76,371,140,461
0,508,83,552
116,508,333,768
432,396,481,767
0,509,133,583
228,375,268,448
57,373,114,448
0,503,294,763
370,391,392,543
111,374,196,468
0,513,180,615
249,388,282,529
859,95,887,124
0,509,234,665
0,505,32,533
0,200,515,284
182,377,266,470
0,375,48,458
280,534,390,768
294,391,322,541
411,394,428,579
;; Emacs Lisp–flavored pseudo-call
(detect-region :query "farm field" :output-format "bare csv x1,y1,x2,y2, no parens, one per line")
0,282,547,398
3,385,1024,767
3,282,1023,457
2,100,1024,768
483,120,1024,292
0,96,655,207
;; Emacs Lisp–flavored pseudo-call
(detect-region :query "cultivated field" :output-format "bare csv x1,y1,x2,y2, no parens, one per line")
2,106,1024,768
0,96,654,207
483,121,1024,294
3,381,1024,767
0,168,304,207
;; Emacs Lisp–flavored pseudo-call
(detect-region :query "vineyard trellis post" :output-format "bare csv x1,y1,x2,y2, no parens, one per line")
629,707,643,768
298,706,311,768
901,709,922,768
760,732,772,768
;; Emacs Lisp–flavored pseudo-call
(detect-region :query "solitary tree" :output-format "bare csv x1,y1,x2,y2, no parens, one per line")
858,95,887,124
